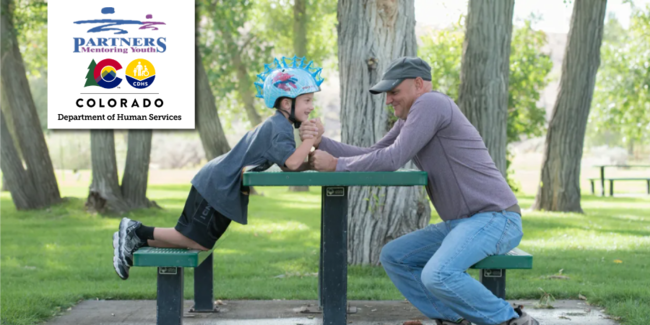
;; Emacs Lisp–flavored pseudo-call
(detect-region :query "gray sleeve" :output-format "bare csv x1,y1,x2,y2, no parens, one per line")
336,94,451,172
318,121,403,158
264,127,296,167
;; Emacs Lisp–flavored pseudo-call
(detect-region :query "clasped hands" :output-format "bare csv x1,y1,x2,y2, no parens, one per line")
299,118,337,172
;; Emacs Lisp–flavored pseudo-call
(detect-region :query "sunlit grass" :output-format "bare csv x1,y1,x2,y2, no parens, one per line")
2,186,649,325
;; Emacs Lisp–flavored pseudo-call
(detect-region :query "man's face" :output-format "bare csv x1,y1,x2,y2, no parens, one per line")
385,79,418,120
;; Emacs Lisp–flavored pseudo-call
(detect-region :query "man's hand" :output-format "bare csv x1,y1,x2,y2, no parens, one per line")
300,118,325,147
308,150,337,172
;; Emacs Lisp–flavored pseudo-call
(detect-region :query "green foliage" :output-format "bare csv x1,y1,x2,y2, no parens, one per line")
251,0,337,68
197,0,275,125
197,0,337,129
590,7,650,148
418,17,552,191
13,0,48,78
418,18,464,102
507,20,552,145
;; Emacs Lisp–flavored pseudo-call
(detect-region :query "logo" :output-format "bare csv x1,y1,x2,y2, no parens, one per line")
72,7,168,53
125,59,156,89
84,58,123,89
273,72,298,91
74,7,166,35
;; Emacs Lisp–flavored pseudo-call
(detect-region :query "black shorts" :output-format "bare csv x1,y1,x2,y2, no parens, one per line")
174,186,231,249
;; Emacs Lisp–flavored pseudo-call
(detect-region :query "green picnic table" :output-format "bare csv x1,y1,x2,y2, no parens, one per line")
244,169,428,325
132,169,532,325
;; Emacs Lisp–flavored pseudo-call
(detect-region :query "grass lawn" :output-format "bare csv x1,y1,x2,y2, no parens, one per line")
2,184,650,325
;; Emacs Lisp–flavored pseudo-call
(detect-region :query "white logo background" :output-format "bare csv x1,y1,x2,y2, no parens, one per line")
48,0,195,129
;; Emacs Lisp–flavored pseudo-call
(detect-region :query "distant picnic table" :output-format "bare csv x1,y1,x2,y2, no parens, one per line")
589,164,650,196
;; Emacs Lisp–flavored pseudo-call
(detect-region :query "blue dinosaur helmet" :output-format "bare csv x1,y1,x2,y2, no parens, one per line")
255,56,325,108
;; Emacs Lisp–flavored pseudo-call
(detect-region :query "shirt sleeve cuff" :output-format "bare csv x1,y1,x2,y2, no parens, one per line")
335,157,349,171
278,150,294,168
318,136,333,152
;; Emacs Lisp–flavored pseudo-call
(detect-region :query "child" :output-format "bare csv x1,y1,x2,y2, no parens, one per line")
112,56,324,279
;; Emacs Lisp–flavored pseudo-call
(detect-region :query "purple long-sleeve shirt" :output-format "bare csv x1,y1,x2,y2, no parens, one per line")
319,91,518,221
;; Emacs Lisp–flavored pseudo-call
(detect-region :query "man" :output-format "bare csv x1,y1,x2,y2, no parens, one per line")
300,57,538,325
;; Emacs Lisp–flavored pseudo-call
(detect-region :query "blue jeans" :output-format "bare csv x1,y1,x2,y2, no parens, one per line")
380,211,523,325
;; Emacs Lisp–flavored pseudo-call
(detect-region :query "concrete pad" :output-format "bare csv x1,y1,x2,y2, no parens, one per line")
46,299,618,325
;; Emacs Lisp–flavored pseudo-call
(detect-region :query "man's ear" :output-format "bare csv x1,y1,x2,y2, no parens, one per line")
414,77,424,91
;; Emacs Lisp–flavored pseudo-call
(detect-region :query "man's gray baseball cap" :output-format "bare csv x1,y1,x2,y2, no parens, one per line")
369,57,432,94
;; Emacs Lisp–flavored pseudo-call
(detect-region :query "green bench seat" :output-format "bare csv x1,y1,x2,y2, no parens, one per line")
588,177,650,196
133,246,532,325
134,247,214,267
133,247,218,325
470,248,533,299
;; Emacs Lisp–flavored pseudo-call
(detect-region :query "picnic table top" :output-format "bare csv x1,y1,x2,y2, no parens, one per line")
243,169,428,187
593,164,650,168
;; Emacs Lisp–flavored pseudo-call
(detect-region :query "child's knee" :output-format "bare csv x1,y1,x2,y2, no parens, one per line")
191,242,211,251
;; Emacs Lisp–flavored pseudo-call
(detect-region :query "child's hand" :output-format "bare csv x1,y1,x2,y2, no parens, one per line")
299,120,319,142
299,118,324,146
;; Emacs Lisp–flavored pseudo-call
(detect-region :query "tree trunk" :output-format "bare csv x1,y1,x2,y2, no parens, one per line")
86,130,130,214
293,0,308,58
121,130,155,209
195,46,231,159
221,32,262,127
289,0,309,193
533,0,607,212
457,0,514,177
338,0,431,265
0,110,41,209
233,53,262,127
1,0,61,207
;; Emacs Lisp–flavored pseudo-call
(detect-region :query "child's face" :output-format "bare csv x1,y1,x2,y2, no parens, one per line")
293,93,315,122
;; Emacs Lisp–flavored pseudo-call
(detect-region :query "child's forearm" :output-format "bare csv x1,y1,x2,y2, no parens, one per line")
285,138,315,170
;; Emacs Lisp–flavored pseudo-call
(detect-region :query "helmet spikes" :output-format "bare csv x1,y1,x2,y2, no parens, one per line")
255,56,325,99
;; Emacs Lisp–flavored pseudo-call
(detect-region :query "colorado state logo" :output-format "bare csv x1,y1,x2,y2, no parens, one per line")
84,58,123,89
125,59,156,89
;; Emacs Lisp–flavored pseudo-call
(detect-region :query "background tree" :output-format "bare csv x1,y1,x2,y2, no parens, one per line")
419,17,552,190
121,130,156,209
0,110,41,209
198,0,275,129
252,0,337,191
86,130,130,214
1,0,60,208
457,0,515,177
533,0,608,212
337,0,431,265
195,45,232,159
590,6,650,156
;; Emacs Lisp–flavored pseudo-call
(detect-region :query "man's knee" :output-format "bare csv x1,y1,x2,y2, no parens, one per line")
379,240,400,266
421,265,448,293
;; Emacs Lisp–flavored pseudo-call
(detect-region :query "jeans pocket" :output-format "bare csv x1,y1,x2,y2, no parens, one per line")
496,214,524,255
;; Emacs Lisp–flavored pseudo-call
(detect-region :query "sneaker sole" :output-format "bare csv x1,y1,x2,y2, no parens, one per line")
113,232,128,280
118,217,130,265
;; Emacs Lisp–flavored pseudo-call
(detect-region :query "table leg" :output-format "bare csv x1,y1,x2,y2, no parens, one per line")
320,186,348,325
192,253,215,312
157,267,184,325
319,188,325,308
600,167,605,197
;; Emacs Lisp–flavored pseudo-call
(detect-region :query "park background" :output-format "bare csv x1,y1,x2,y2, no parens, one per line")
1,0,650,324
